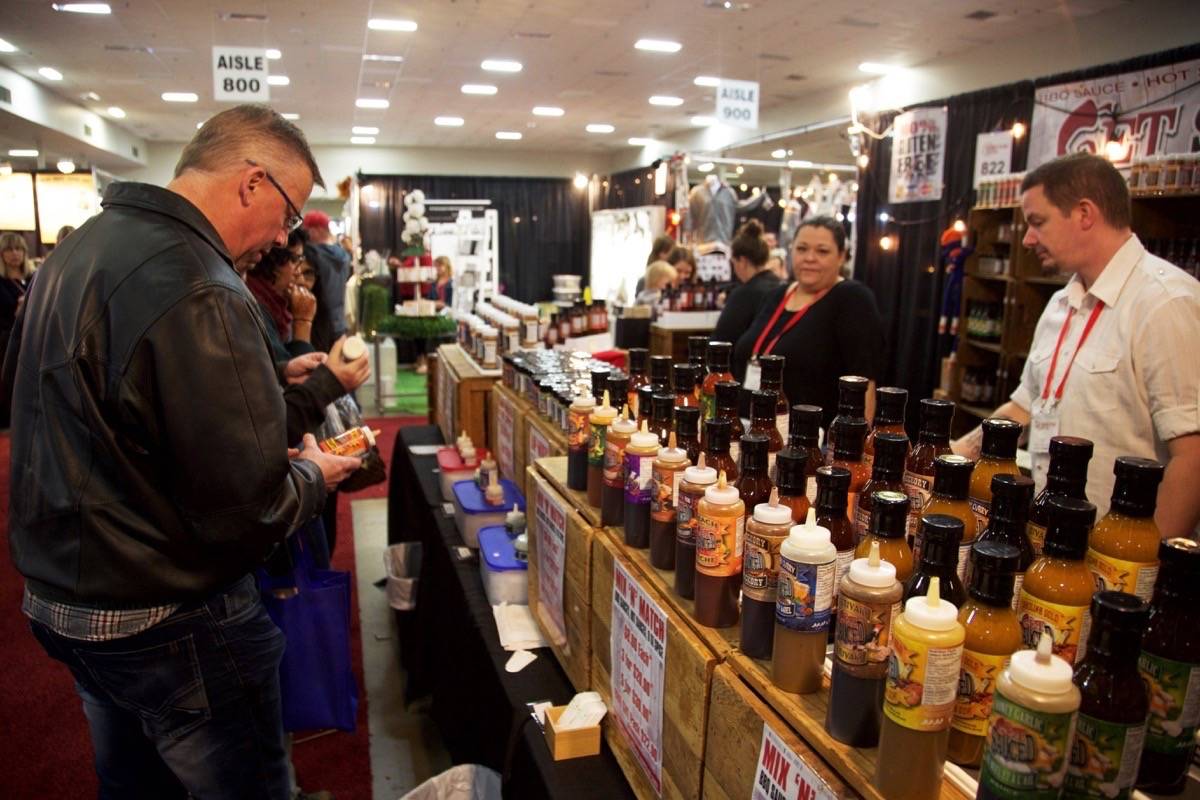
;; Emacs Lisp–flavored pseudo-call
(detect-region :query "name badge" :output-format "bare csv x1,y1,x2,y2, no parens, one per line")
744,361,762,392
1029,402,1060,488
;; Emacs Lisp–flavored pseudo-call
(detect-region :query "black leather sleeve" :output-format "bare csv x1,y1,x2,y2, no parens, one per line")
284,363,345,444
0,293,23,421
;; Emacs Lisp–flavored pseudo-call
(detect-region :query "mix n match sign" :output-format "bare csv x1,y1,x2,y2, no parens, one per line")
752,724,838,800
611,561,667,795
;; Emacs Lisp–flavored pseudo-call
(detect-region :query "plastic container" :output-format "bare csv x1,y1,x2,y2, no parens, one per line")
452,479,526,548
478,525,529,605
772,507,837,692
437,445,488,502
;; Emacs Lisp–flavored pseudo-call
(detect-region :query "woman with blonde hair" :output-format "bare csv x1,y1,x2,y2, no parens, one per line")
1,232,32,426
635,260,678,307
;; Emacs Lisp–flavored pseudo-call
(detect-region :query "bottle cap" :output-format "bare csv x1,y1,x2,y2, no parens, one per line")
848,540,898,588
754,488,794,525
1110,456,1165,517
1086,591,1149,660
606,374,629,409
658,432,688,464
832,417,869,460
704,470,741,505
637,384,655,417
610,407,637,435
739,433,768,473
651,392,675,422
683,452,717,486
1009,632,1076,695
572,392,597,411
874,387,908,425
751,390,778,420
758,355,785,384
1047,436,1094,482
968,541,1020,606
917,515,964,564
627,347,648,374
687,336,709,365
981,417,1022,459
933,454,974,499
1042,496,1096,559
775,449,806,494
902,577,960,631
815,466,852,510
836,375,869,416
788,404,822,443
341,334,367,362
990,474,1035,524
715,380,741,410
918,398,955,438
674,405,700,435
673,362,698,392
781,508,837,563
868,490,910,539
704,417,732,450
650,355,674,388
590,367,611,401
629,419,659,449
871,433,909,480
706,340,732,369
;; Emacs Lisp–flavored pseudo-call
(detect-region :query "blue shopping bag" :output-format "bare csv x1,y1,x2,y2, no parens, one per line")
259,526,359,732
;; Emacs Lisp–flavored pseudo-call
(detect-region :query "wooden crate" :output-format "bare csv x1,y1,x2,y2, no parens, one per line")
490,383,526,486
534,455,602,529
526,466,594,692
590,529,715,800
433,343,500,448
703,663,855,799
650,325,711,364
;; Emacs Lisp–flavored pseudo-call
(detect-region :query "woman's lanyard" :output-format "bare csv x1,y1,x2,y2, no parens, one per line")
1040,301,1105,404
751,284,829,358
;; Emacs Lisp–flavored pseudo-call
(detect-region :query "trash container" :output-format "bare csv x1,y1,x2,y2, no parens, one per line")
398,764,501,800
384,542,422,611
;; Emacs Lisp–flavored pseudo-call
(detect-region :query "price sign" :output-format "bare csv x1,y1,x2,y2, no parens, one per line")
611,561,667,795
716,79,759,130
528,422,552,463
974,131,1014,188
495,393,516,481
534,483,568,642
212,46,270,102
752,724,838,800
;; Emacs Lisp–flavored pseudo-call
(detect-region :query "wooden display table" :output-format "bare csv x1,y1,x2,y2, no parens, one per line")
433,343,500,448
649,323,714,364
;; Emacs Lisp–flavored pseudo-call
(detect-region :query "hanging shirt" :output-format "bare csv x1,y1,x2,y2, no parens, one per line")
1009,234,1200,515
687,181,738,244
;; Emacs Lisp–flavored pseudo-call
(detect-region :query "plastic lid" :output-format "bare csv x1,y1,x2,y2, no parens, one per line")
781,507,837,563
788,404,822,440
1009,632,1076,695
361,426,377,447
918,398,955,434
571,392,597,411
849,540,898,588
832,417,869,460
704,471,740,505
479,525,529,572
902,577,960,631
673,362,698,390
651,392,675,421
674,405,700,434
658,432,688,464
341,334,366,361
629,419,660,449
715,380,741,408
933,454,974,498
590,389,617,423
982,417,1022,458
610,408,637,435
758,354,785,382
754,487,793,525
751,390,778,418
1042,495,1096,559
874,387,908,425
683,452,717,485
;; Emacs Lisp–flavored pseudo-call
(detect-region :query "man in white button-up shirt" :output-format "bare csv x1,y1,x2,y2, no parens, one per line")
955,153,1200,536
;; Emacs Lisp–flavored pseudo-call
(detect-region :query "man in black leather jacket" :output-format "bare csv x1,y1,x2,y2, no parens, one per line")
1,105,362,798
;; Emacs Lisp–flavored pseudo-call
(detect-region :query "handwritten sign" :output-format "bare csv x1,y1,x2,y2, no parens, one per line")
752,724,838,800
888,106,948,203
212,46,269,102
611,560,667,796
716,79,759,130
974,131,1013,189
495,393,516,481
534,484,568,643
528,422,552,463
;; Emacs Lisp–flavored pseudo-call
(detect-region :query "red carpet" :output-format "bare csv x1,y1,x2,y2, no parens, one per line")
0,415,424,799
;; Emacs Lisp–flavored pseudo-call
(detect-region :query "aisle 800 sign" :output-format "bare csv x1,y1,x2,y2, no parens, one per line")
213,47,270,102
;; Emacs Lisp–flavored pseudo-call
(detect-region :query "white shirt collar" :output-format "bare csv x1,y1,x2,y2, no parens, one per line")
1065,233,1143,310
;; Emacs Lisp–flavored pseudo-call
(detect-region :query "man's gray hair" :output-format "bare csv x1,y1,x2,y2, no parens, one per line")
175,105,324,188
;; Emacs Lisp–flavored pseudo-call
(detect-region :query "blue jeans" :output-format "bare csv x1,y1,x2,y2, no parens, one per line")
29,574,291,800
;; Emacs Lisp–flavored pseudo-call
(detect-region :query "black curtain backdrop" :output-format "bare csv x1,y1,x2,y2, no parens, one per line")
596,166,675,211
358,174,590,304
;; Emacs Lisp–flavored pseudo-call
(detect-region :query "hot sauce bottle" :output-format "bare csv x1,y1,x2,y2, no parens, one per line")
1018,496,1098,666
674,454,716,600
853,432,910,544
855,490,914,582
687,335,708,368
1064,592,1150,800
772,508,837,692
700,341,733,420
601,409,637,527
650,391,675,447
693,470,745,628
713,380,743,467
975,473,1036,608
830,417,870,520
649,354,673,393
1028,436,1094,558
774,448,810,523
622,421,660,549
735,434,773,524
606,372,629,418
816,466,856,633
903,398,955,539
920,454,976,580
1136,538,1200,794
826,374,869,462
748,390,784,476
757,354,790,441
1086,457,1166,602
673,362,700,409
826,539,903,747
590,366,611,405
636,384,653,427
875,577,965,800
742,488,795,660
650,433,690,569
864,386,908,474
904,514,967,608
586,390,617,508
702,417,738,483
567,392,596,490
673,405,702,465
948,541,1023,767
785,404,825,508
626,347,650,412
968,417,1023,537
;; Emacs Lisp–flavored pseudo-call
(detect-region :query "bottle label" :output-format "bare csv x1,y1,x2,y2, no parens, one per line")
834,548,855,602
853,503,871,544
1139,652,1200,756
1010,574,1025,612
588,423,607,467
776,413,790,443
902,471,933,538
1065,714,1146,799
862,451,874,475
805,480,818,508
1084,549,1159,601
650,465,680,523
952,649,1010,736
956,541,973,585
774,554,834,631
700,391,716,421
677,490,702,545
627,391,639,417
1027,522,1048,559
743,530,786,602
568,410,590,450
623,452,655,505
834,595,901,667
603,438,628,487
695,511,744,577
883,626,963,731
969,496,991,537
979,690,1077,799
1016,591,1091,665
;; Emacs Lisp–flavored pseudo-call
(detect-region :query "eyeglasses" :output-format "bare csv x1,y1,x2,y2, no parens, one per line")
285,252,306,265
245,159,303,232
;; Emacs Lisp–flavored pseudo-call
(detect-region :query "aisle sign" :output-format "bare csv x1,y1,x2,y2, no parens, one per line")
611,561,667,796
752,724,838,800
888,106,948,203
528,422,552,463
1028,56,1200,171
973,131,1013,188
534,485,567,643
212,46,270,102
716,79,760,130
495,393,515,481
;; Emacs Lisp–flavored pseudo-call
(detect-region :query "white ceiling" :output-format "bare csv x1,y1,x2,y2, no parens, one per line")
1,0,1132,158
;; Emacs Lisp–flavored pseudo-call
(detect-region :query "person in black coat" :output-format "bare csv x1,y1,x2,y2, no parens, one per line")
711,219,781,347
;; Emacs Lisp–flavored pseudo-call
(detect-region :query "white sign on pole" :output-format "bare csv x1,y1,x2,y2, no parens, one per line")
888,106,948,203
752,724,839,800
212,47,270,102
973,131,1014,188
716,79,759,130
534,484,568,643
611,560,667,795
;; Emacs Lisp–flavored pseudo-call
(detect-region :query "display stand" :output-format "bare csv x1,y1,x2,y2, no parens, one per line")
433,343,500,449
490,383,525,485
650,322,714,364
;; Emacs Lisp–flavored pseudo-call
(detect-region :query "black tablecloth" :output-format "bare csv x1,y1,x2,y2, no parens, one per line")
390,425,633,799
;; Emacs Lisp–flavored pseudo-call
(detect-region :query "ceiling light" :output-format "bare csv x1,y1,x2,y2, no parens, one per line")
481,59,522,73
281,113,300,120
363,54,404,62
350,136,376,145
267,75,290,86
878,211,890,223
434,116,464,127
1104,139,1127,162
0,37,17,53
0,162,11,176
356,98,389,109
690,115,716,126
56,159,76,174
532,106,564,117
585,123,614,133
739,182,748,191
770,148,787,159
735,165,744,175
634,39,682,53
368,18,418,32
697,162,714,173
628,137,654,146
859,62,898,74
196,121,205,129
573,172,588,190
879,234,894,251
953,219,967,233
266,48,282,60
1011,121,1027,140
162,92,198,103
106,106,125,118
352,126,379,135
495,131,522,140
8,149,38,157
38,67,64,81
461,84,497,95
693,75,721,87
52,3,111,13
788,159,814,168
648,95,683,106
856,153,870,168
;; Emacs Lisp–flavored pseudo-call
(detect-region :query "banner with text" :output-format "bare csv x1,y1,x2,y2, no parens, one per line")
752,724,838,800
212,47,270,102
1029,57,1200,170
611,560,667,796
716,79,760,130
888,106,948,203
534,484,567,642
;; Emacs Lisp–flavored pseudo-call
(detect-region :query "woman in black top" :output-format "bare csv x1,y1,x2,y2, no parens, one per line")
712,219,782,346
732,216,885,430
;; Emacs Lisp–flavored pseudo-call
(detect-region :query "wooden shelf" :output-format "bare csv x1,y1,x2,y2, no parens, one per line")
534,455,601,529
958,401,996,419
1024,274,1069,286
966,272,1013,283
964,338,1003,354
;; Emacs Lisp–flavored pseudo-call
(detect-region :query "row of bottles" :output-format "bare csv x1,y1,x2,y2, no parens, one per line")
966,300,1004,342
1143,237,1200,280
656,279,730,313
961,366,998,406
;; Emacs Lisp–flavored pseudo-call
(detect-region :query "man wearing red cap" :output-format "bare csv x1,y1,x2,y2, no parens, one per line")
303,210,351,346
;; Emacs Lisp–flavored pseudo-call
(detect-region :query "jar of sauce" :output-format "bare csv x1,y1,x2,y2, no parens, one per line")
919,454,976,580
601,410,636,527
1086,456,1166,601
903,398,955,539
904,514,967,608
772,508,837,692
673,405,702,465
786,404,825,508
673,362,700,409
854,490,914,583
864,386,908,474
649,433,689,569
700,341,734,420
693,471,745,628
969,417,1022,537
674,455,716,600
702,417,739,482
774,448,811,523
713,380,743,467
585,391,617,508
853,432,909,543
621,422,660,549
826,375,869,461
734,434,773,520
742,489,795,660
830,417,870,524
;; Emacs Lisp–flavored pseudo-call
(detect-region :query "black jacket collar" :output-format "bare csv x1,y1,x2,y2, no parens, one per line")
102,182,233,264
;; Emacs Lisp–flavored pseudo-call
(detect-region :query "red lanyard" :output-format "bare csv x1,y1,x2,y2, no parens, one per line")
1041,301,1105,402
751,284,828,358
